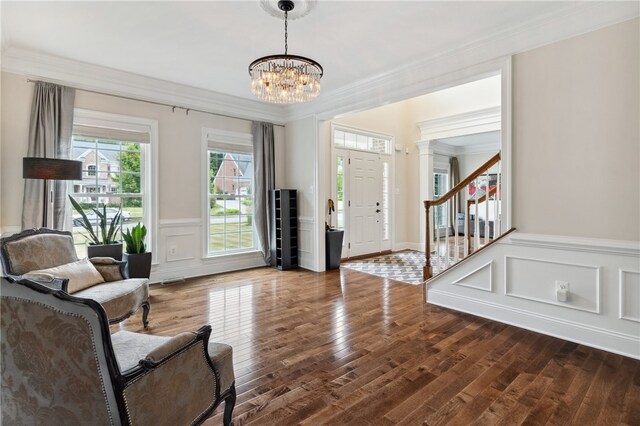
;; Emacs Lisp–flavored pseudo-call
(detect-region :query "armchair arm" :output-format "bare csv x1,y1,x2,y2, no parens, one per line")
19,273,69,292
89,257,127,281
139,332,198,368
121,326,220,426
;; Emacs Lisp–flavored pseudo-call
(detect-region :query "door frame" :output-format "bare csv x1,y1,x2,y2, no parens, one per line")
330,123,394,258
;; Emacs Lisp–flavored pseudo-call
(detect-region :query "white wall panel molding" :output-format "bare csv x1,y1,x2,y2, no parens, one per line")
425,232,640,359
509,233,640,256
150,218,266,283
298,217,314,270
619,269,640,323
152,251,266,285
428,289,640,360
504,256,601,314
453,261,493,292
1,48,286,124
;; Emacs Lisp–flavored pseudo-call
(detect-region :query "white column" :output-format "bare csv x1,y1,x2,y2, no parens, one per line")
415,139,436,250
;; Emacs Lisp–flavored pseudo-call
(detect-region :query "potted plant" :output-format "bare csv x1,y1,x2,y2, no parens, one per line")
123,222,152,279
69,196,123,260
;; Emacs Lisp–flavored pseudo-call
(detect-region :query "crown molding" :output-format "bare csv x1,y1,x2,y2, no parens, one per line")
285,2,639,121
1,47,288,125
418,107,501,142
1,2,636,125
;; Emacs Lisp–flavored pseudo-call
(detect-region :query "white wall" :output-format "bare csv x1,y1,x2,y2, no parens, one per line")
426,19,640,360
513,18,639,241
0,71,286,281
285,115,319,271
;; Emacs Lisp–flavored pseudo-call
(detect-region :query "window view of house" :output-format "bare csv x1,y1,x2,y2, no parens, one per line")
70,137,144,256
208,150,254,254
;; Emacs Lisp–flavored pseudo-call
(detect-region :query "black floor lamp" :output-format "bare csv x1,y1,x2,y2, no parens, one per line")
23,157,83,228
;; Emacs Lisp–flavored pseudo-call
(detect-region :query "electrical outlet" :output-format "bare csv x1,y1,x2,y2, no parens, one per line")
555,280,569,292
169,246,177,256
555,280,569,302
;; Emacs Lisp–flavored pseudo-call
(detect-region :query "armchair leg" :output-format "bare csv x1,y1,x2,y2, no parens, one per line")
223,384,236,426
142,302,150,328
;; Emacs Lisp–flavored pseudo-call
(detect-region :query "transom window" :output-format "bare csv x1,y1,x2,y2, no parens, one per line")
333,127,392,154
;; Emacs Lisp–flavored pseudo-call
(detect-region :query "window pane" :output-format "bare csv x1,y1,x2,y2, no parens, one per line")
70,136,148,254
208,149,255,255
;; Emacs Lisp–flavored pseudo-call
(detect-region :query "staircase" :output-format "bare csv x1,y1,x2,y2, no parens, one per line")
423,152,514,280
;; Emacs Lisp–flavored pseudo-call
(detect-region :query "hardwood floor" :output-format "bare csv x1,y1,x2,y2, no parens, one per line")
116,267,640,425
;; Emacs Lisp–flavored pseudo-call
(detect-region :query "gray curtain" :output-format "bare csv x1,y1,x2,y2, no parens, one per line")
252,121,275,263
22,82,76,230
449,156,461,235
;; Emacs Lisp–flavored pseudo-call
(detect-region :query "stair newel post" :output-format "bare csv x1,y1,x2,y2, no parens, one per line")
424,200,432,280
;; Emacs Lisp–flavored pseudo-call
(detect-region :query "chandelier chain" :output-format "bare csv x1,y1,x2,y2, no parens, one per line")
284,10,288,55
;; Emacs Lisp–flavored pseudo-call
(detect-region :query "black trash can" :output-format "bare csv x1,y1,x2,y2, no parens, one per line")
325,229,344,270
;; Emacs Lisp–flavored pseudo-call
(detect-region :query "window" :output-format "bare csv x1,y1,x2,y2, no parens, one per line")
204,129,255,256
333,127,392,154
335,156,345,230
70,109,157,259
433,170,449,229
382,160,390,240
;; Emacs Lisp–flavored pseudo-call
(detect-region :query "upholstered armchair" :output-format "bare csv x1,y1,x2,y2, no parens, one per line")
1,276,236,425
0,228,150,327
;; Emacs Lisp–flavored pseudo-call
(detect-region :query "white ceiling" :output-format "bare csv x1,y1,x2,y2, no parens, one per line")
2,1,623,103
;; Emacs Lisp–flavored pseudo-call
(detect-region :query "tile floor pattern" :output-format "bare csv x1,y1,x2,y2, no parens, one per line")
342,250,428,285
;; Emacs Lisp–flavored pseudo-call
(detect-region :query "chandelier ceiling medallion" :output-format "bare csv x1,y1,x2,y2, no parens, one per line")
249,0,323,104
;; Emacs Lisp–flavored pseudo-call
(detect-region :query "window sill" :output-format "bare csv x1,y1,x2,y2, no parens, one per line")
201,250,263,263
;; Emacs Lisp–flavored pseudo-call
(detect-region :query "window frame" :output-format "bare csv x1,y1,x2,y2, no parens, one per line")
71,109,158,263
201,128,257,259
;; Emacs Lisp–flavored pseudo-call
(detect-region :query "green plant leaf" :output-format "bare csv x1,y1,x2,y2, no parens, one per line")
68,196,100,245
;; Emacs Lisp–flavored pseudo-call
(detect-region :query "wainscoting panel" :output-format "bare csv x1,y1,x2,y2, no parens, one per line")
453,261,493,292
298,216,314,270
152,218,266,284
619,269,640,323
505,256,601,314
426,233,640,359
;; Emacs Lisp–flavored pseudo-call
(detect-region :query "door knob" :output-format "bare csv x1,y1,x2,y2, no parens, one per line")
376,202,380,206
376,209,381,213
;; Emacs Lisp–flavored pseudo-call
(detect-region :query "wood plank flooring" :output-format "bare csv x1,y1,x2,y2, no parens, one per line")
116,267,640,425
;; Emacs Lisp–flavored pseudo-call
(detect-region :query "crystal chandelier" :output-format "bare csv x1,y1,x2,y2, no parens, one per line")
249,0,323,104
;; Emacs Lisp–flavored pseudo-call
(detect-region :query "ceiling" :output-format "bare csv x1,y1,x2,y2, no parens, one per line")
2,1,624,103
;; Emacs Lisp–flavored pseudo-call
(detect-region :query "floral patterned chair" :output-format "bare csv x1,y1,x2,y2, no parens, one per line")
0,228,150,327
0,276,236,425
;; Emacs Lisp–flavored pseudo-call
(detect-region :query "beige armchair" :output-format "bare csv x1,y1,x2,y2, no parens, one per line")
0,228,150,327
1,276,236,425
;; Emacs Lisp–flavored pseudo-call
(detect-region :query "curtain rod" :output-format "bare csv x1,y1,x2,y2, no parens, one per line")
26,79,285,127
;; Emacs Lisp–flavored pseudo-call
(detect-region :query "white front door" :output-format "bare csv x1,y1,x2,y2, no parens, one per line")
349,151,382,256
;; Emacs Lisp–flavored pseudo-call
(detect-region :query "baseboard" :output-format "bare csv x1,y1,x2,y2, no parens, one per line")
428,288,640,360
393,242,423,252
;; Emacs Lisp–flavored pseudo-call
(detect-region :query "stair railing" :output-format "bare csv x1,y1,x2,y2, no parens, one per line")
424,152,502,280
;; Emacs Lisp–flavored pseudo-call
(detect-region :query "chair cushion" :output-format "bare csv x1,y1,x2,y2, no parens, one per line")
4,233,78,275
111,330,234,392
28,258,105,293
73,279,148,322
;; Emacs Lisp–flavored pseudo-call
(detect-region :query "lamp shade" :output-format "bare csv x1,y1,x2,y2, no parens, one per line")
23,157,82,181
